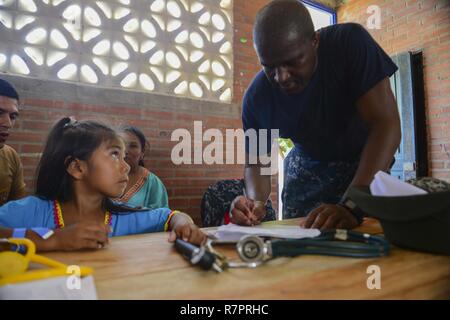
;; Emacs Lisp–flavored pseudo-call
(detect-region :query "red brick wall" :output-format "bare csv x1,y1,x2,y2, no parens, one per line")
10,102,247,225
337,0,450,181
9,0,447,224
233,0,272,102
6,0,280,225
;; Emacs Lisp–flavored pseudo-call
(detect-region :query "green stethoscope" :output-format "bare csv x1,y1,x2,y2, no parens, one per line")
175,229,390,272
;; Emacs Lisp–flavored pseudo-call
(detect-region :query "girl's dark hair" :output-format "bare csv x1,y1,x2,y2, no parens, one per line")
120,125,149,167
35,117,144,213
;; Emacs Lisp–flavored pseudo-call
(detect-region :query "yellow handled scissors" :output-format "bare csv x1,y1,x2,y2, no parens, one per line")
0,238,93,286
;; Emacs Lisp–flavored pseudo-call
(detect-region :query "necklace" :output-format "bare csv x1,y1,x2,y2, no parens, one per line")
53,200,112,229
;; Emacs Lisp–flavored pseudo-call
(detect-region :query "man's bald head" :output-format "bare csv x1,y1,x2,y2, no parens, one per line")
252,1,319,95
253,0,315,53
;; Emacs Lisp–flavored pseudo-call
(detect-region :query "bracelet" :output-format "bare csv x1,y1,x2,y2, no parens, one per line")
165,210,178,231
32,227,54,239
12,228,26,238
12,228,54,240
166,210,195,231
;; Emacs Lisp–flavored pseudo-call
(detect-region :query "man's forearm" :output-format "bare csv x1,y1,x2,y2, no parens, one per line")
348,76,402,195
345,121,401,196
244,164,272,202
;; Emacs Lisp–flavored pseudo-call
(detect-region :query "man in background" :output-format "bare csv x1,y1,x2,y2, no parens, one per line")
0,79,26,206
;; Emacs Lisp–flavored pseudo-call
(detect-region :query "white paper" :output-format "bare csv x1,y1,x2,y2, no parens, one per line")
370,171,427,196
209,224,321,242
0,275,98,300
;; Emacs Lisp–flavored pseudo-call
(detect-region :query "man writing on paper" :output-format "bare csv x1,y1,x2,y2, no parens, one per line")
230,0,401,230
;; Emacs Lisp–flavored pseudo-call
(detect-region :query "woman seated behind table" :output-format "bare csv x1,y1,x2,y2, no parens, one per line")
116,125,168,210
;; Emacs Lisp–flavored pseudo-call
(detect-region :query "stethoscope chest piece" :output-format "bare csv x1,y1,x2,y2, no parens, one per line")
236,235,271,263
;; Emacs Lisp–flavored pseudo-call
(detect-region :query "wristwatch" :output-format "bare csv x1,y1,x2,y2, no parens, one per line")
338,198,366,224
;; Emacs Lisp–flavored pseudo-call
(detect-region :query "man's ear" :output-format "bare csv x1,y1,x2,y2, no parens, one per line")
312,31,320,49
66,158,86,180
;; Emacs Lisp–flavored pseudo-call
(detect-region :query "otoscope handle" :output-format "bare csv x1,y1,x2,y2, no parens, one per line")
174,239,217,271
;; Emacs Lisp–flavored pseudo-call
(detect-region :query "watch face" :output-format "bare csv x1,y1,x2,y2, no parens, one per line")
345,199,357,210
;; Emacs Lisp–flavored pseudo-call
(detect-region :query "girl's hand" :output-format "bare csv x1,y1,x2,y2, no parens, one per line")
52,221,110,251
168,223,207,246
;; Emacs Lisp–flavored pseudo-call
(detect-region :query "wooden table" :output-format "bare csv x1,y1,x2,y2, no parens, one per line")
43,218,450,299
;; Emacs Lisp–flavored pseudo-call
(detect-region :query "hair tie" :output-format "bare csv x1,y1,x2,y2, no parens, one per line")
64,117,77,128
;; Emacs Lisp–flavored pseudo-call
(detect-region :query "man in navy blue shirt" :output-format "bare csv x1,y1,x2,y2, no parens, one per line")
230,0,401,230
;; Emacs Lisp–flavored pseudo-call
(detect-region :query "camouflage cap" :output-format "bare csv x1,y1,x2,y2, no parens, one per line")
406,177,450,193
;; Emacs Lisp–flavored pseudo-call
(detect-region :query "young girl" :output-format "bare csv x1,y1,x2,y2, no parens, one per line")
0,117,206,251
116,125,168,209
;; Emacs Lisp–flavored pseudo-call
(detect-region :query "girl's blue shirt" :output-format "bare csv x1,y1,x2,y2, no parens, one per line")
0,196,173,236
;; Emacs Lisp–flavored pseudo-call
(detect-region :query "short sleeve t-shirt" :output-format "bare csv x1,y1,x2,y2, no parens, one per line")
242,23,398,161
0,144,26,205
0,196,173,237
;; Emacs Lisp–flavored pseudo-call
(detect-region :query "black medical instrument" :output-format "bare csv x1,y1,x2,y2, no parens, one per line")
175,238,262,272
174,238,223,272
174,229,390,272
